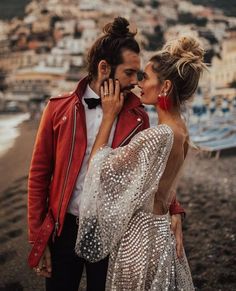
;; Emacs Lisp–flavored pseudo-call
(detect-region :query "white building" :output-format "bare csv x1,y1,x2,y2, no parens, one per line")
55,20,77,36
55,36,84,54
79,0,104,11
164,24,199,42
81,27,99,51
211,31,236,89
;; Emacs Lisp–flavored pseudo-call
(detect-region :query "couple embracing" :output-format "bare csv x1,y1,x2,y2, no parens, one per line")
28,17,206,290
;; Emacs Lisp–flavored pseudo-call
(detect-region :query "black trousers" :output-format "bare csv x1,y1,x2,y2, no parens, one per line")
46,213,109,291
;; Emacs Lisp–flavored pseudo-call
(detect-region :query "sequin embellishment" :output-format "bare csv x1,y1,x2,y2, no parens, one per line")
75,125,194,290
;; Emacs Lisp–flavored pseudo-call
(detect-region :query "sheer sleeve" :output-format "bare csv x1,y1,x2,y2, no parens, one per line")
75,124,174,262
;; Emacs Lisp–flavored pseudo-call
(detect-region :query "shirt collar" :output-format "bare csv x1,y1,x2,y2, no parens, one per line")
83,84,100,99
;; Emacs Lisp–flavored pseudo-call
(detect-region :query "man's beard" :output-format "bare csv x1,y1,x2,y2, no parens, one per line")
109,71,135,96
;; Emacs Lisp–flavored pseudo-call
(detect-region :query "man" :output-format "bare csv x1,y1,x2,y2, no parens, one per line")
28,17,185,291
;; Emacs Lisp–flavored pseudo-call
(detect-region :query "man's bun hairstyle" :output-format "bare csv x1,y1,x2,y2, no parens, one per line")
103,17,135,38
87,17,139,81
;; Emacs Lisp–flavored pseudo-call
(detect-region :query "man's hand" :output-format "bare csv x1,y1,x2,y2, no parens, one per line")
33,245,52,278
171,214,184,258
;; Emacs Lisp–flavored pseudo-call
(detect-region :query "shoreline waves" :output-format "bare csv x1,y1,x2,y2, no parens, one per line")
0,113,30,158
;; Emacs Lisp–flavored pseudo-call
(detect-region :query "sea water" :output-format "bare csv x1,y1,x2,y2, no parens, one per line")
0,113,30,158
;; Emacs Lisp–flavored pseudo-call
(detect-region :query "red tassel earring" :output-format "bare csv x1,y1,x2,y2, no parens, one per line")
157,92,172,111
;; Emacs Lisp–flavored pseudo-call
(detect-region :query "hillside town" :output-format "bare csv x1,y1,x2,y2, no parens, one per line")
0,0,236,152
0,0,236,109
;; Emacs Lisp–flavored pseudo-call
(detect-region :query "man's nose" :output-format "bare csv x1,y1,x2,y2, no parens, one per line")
131,74,138,85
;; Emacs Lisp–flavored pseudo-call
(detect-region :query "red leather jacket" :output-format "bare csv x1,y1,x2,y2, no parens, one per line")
28,77,185,244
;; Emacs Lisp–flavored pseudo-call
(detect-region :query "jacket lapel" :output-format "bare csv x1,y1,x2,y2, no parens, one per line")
112,110,143,148
74,78,144,149
112,92,144,148
72,77,87,169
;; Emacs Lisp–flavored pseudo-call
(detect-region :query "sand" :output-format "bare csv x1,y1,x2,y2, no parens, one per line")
0,120,235,290
178,150,236,291
0,120,46,291
0,120,86,291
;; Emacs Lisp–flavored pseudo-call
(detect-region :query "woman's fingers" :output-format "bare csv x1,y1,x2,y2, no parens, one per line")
100,79,123,118
101,85,104,98
109,78,114,96
170,214,184,259
114,80,120,100
101,79,120,100
104,80,109,97
119,92,124,105
176,240,184,258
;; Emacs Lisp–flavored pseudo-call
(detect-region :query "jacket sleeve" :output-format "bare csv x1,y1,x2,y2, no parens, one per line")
28,101,54,243
169,192,185,216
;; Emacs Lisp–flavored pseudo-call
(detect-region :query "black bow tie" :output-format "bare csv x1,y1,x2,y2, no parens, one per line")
84,98,101,109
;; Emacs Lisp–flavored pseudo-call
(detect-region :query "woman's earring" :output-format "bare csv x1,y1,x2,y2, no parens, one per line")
157,92,172,111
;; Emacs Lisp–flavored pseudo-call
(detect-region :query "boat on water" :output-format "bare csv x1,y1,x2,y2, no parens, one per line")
198,135,236,151
190,127,232,143
189,110,236,153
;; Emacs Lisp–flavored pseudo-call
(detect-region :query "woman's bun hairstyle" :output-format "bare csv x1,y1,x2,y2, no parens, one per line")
150,36,207,105
162,36,206,79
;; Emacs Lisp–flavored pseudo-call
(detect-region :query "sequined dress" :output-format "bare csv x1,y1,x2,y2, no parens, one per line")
75,125,194,290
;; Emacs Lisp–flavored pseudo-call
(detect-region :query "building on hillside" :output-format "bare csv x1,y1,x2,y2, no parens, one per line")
211,30,236,94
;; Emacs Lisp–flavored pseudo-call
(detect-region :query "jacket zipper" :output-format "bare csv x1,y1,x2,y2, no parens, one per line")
119,120,143,147
53,106,77,240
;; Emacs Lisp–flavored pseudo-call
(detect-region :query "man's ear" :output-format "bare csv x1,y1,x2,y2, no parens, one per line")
97,60,111,80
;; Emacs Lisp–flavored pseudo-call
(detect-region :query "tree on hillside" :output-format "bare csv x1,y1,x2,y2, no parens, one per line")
150,0,160,8
0,69,8,91
192,0,236,17
143,25,164,51
178,12,208,27
204,49,215,64
229,80,236,88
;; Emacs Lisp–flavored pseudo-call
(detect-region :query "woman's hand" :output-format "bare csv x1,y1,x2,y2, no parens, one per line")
171,214,184,258
101,79,124,120
88,79,124,163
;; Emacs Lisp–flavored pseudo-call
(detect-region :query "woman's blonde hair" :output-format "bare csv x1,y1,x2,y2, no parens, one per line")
150,36,207,106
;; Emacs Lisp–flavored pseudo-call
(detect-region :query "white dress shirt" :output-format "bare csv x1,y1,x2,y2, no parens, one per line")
67,84,117,216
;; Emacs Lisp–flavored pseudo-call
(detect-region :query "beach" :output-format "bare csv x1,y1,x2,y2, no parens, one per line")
0,119,47,290
0,119,235,290
179,150,236,290
0,119,87,291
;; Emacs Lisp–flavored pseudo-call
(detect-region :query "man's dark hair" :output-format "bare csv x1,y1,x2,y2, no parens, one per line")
87,17,140,81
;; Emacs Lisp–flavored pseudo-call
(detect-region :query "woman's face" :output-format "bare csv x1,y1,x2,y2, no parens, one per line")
138,62,164,105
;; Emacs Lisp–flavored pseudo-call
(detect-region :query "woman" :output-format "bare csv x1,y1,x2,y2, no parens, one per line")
75,36,206,290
